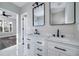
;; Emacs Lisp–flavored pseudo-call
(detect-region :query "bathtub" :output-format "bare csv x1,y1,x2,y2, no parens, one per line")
0,45,17,56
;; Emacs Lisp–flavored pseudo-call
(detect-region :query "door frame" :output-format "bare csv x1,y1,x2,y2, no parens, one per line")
21,12,28,55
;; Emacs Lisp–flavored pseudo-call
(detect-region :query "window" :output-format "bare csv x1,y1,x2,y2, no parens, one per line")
0,20,3,32
0,19,13,32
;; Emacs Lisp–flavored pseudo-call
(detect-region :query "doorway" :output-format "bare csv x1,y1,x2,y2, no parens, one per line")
0,8,18,56
20,12,28,56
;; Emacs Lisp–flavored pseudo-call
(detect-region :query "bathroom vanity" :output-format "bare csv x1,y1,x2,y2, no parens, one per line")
47,36,79,56
23,33,79,56
21,2,79,56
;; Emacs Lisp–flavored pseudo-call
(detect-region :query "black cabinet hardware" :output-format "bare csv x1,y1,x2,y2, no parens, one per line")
37,54,42,56
27,38,31,40
22,43,24,45
37,41,42,44
54,46,66,51
27,44,30,49
37,48,43,51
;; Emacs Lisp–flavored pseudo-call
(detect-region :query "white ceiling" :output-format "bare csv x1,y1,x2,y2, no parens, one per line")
11,2,27,7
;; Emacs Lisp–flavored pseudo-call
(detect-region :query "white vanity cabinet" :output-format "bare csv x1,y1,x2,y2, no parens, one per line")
24,35,47,56
47,40,79,56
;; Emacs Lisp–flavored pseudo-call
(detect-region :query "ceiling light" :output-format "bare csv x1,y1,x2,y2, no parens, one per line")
0,9,2,15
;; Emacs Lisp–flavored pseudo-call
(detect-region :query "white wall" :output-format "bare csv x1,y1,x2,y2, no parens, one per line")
21,2,79,42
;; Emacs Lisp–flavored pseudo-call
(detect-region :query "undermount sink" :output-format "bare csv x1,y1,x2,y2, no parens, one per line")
27,33,48,38
48,37,79,47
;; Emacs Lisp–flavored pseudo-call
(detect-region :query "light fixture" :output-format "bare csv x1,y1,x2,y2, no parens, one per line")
32,2,39,6
9,22,12,24
0,9,2,15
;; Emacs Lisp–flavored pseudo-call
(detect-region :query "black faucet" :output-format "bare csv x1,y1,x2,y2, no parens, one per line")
34,29,40,35
57,29,59,37
53,29,65,38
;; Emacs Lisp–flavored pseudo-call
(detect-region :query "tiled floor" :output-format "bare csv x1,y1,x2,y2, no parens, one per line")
0,36,16,50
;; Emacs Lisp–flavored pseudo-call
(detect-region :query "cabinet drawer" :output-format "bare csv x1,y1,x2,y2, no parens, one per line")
35,53,43,56
35,47,44,52
48,48,60,56
48,41,79,56
34,48,44,56
48,48,68,56
34,45,45,56
35,40,45,46
25,38,35,43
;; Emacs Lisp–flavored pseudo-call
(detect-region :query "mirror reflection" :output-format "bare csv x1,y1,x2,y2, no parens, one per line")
50,2,75,25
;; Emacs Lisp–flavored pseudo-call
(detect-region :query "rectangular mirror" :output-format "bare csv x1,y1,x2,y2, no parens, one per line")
33,3,45,26
49,2,75,25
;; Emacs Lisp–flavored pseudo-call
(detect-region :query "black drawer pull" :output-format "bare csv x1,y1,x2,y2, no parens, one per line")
37,54,42,56
37,41,42,44
27,44,30,49
54,46,66,51
27,39,31,40
22,38,24,45
37,48,43,51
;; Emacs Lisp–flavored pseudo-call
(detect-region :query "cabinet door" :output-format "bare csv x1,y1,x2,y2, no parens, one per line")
48,47,68,56
47,41,68,56
24,42,35,56
24,36,36,56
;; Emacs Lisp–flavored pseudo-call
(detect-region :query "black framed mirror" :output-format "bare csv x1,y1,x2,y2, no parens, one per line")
49,2,75,25
33,3,45,26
